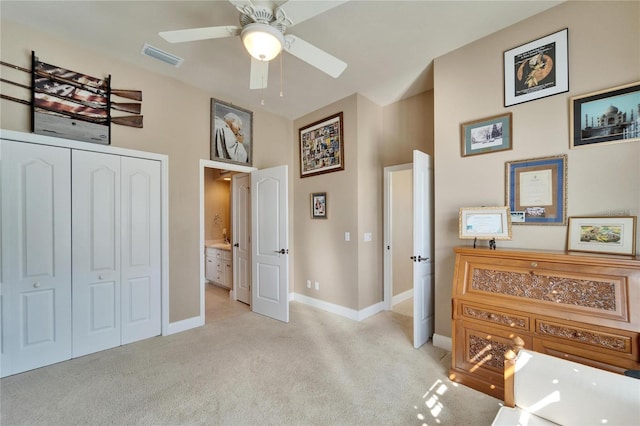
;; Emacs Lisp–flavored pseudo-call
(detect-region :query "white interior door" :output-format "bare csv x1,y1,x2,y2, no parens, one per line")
72,150,121,357
232,173,251,305
1,141,72,377
412,150,434,349
121,156,161,344
251,165,288,322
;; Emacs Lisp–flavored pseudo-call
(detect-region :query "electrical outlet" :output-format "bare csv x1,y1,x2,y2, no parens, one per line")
314,281,319,291
306,280,311,289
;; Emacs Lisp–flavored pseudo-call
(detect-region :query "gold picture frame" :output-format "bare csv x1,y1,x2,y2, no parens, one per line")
459,206,512,240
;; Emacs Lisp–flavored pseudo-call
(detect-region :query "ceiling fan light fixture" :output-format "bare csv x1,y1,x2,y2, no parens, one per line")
241,23,284,62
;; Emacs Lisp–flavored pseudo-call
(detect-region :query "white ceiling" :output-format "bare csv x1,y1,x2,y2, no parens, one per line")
1,0,563,120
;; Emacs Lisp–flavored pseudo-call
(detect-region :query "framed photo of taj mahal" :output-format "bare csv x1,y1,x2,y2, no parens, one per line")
569,81,640,149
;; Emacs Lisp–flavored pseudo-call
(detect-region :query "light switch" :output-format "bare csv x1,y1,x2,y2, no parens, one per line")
345,232,350,241
364,232,372,242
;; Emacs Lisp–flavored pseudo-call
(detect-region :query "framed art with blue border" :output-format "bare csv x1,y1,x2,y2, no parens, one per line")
505,155,567,225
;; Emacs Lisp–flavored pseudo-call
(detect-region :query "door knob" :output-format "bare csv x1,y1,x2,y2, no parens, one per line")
410,255,430,262
99,275,104,280
275,248,289,254
33,282,41,288
234,243,239,247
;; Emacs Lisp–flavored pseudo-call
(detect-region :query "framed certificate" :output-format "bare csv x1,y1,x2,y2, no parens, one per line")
459,206,512,240
506,155,567,225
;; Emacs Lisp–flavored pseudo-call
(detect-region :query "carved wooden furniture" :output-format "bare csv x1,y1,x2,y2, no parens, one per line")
449,247,640,399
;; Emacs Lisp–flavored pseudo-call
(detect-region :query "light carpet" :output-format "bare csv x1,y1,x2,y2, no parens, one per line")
0,285,501,425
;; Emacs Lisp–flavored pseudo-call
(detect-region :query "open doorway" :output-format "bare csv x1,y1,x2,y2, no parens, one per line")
200,160,255,323
383,164,413,341
199,160,291,324
383,151,434,349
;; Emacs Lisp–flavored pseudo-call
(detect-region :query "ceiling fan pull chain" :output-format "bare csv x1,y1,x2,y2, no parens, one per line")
280,53,284,97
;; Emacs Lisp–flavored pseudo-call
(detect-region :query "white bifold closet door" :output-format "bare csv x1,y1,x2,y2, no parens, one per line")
120,156,161,345
1,141,73,376
72,150,161,358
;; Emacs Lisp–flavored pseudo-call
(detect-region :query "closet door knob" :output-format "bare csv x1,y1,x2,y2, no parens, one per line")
99,275,104,280
33,282,41,288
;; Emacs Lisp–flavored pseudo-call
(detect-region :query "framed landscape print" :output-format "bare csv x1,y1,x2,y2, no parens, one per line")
505,155,567,225
504,28,569,107
460,113,512,157
567,216,636,255
569,81,640,149
299,112,344,178
211,98,253,166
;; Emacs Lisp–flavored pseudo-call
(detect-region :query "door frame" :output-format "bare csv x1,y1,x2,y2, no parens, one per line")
0,129,170,336
383,163,412,311
198,159,256,323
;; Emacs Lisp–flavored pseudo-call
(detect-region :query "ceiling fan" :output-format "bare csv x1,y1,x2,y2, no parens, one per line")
159,0,348,90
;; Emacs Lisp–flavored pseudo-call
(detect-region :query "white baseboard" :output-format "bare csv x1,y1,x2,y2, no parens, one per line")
432,333,452,351
392,288,413,306
166,315,203,335
292,293,384,321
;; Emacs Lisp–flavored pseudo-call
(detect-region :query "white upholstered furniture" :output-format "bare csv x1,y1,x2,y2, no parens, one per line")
492,348,640,426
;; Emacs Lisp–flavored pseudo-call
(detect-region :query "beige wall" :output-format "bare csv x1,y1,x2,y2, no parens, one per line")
204,169,231,242
391,169,413,296
293,95,360,309
0,19,292,322
433,1,640,338
292,91,433,311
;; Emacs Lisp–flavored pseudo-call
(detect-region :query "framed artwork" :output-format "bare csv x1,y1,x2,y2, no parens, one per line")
211,98,253,166
459,206,512,240
460,112,512,157
569,81,640,149
504,28,569,107
299,112,344,178
567,216,637,256
505,155,567,225
311,192,327,219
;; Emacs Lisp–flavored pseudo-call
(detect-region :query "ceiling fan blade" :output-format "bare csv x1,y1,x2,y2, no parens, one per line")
249,57,269,90
227,0,254,10
159,26,240,43
284,35,347,78
276,0,349,26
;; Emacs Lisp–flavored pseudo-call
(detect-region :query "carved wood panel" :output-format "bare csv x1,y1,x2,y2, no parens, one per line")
471,268,617,311
537,320,631,353
462,304,528,330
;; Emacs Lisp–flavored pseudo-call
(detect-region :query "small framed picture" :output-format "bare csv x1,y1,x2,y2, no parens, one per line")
504,28,569,107
460,112,512,157
311,192,327,219
510,211,526,223
569,81,640,149
459,206,512,240
567,216,637,256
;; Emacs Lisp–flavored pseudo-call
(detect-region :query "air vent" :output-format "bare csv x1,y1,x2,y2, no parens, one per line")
140,43,184,67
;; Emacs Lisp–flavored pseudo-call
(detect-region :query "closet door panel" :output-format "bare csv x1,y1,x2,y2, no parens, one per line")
72,150,121,357
1,141,72,377
121,157,161,344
